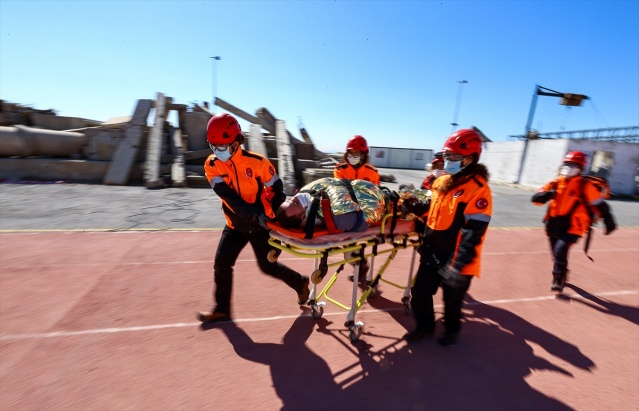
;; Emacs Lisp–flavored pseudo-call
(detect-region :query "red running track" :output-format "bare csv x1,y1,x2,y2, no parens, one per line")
1,228,638,410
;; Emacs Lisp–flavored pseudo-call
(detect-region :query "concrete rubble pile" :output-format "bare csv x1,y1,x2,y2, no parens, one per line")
0,94,348,192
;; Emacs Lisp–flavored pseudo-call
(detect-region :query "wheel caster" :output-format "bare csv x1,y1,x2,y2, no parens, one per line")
267,249,281,263
311,305,324,319
349,325,362,342
311,269,324,284
402,297,411,315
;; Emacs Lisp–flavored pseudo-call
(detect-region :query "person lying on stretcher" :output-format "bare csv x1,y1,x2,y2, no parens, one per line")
276,177,430,232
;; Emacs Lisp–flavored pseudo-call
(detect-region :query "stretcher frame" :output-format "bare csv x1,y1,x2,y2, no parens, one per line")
267,214,422,342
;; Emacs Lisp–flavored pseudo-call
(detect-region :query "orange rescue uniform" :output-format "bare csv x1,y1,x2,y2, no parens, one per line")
532,175,605,237
204,148,284,231
334,163,380,185
422,174,492,277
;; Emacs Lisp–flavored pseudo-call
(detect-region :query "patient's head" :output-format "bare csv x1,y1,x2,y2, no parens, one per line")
277,194,309,229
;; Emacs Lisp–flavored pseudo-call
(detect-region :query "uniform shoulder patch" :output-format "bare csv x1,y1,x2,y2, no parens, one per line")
475,198,489,210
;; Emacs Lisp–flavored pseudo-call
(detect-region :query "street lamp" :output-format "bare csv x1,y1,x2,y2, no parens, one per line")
209,56,221,113
515,84,589,183
450,80,468,133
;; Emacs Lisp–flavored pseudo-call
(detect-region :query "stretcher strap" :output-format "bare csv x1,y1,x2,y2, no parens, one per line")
320,196,340,234
382,189,400,239
304,196,322,239
339,178,359,204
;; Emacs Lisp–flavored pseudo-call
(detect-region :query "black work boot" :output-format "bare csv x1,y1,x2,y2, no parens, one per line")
438,331,459,347
403,327,433,343
197,310,231,323
297,276,310,305
551,274,565,292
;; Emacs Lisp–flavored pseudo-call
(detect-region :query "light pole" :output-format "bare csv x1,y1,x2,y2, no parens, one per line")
209,56,221,113
514,84,589,184
450,80,468,133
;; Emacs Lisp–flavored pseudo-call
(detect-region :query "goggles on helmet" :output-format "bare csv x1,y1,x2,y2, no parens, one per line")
209,142,232,152
443,153,466,162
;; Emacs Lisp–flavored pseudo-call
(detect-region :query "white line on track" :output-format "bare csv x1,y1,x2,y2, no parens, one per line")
3,247,635,269
1,290,636,341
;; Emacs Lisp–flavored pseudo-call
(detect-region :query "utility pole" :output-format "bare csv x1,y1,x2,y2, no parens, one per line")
209,56,221,113
515,84,589,184
450,80,468,133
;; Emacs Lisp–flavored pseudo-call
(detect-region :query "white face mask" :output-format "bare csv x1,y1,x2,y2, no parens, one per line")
212,142,237,162
560,165,580,178
347,155,361,166
296,192,311,209
214,148,232,162
443,160,463,175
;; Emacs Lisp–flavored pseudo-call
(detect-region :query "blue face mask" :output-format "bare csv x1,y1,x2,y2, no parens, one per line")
214,148,233,162
444,160,463,175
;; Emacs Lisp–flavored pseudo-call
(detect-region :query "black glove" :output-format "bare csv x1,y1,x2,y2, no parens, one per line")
603,212,617,235
597,201,617,235
257,213,275,230
531,189,555,204
438,266,470,288
402,198,430,216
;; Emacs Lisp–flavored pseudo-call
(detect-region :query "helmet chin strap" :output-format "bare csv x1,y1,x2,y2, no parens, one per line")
229,141,239,156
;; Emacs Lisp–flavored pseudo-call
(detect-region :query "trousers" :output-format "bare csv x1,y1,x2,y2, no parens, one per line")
410,248,472,334
548,233,579,279
212,226,306,314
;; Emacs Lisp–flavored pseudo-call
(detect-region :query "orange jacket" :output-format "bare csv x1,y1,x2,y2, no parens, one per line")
204,148,285,231
532,175,606,237
334,163,380,185
423,174,492,277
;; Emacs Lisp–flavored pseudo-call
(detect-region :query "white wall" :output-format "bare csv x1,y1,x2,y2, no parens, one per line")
479,140,525,184
567,140,639,195
369,147,432,170
482,139,639,195
369,147,389,168
520,139,569,188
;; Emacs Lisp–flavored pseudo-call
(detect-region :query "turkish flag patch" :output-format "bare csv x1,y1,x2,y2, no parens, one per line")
269,166,275,176
453,189,464,198
475,198,488,210
245,168,253,178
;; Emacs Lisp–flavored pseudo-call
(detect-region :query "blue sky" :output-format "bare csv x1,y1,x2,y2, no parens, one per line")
1,0,638,153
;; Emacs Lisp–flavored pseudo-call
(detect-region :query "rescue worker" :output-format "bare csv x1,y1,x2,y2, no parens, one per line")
197,113,310,323
531,151,616,292
420,152,446,190
333,135,380,280
402,128,492,346
334,135,380,185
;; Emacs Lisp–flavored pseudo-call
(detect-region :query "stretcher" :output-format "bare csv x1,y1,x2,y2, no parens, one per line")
266,214,422,342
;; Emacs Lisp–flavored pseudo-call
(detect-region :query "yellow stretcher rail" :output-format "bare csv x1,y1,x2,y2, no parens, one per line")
267,213,423,342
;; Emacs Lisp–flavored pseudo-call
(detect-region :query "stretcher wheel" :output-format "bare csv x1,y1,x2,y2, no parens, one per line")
311,305,324,319
402,297,411,315
311,269,323,285
267,249,281,263
349,325,362,342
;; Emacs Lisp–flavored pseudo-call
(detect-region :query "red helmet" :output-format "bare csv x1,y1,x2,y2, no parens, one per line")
207,113,242,145
346,135,369,153
563,151,587,167
442,129,482,157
